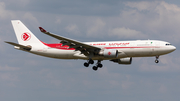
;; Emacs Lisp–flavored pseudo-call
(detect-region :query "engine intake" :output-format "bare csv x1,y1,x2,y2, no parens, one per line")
110,57,132,64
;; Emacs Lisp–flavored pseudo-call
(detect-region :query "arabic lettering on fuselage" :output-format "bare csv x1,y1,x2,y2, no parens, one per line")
90,43,106,46
90,43,130,46
109,43,129,46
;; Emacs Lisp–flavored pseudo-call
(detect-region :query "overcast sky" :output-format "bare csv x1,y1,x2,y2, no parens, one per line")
0,0,180,101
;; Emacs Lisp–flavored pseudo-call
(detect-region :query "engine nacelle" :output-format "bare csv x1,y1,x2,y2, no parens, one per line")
99,49,118,58
110,57,132,64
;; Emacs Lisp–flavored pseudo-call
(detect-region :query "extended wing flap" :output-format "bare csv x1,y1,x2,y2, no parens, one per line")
39,27,101,54
5,41,31,51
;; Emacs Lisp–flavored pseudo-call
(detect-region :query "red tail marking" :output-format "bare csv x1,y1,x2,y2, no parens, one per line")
39,27,47,33
21,32,31,41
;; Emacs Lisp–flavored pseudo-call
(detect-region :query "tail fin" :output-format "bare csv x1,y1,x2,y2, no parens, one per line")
11,20,42,45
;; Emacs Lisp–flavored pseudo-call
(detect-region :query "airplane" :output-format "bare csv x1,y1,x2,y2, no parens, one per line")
5,20,176,71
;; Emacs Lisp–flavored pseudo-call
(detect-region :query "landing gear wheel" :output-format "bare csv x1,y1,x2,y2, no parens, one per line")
89,59,94,64
92,66,98,71
84,59,94,67
97,64,103,68
155,60,159,63
84,62,89,67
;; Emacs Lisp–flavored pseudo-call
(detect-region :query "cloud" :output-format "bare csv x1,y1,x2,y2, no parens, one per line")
0,73,18,82
138,53,180,72
125,1,158,11
0,65,20,87
0,2,15,19
22,12,40,27
121,81,134,89
109,27,147,39
87,18,106,37
158,84,167,93
0,66,20,71
65,24,80,35
123,1,180,43
18,0,122,16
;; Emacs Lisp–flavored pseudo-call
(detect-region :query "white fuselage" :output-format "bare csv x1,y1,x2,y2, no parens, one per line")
7,20,176,70
27,40,176,60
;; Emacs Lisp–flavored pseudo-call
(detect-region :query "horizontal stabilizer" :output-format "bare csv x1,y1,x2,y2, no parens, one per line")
5,41,31,51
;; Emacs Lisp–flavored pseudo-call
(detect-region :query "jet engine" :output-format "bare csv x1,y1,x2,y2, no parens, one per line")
110,57,132,64
99,49,118,58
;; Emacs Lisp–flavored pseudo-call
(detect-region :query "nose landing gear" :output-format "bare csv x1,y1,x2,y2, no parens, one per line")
155,55,159,63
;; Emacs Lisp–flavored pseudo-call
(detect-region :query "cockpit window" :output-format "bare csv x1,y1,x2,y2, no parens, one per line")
166,43,172,46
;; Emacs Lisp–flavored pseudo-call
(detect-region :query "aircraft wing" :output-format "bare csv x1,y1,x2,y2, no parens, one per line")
39,27,101,55
5,41,31,51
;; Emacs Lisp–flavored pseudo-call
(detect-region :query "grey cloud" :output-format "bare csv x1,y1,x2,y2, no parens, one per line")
4,0,158,16
4,0,121,16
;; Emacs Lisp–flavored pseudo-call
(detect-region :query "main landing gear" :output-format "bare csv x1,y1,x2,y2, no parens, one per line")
84,59,94,67
155,55,159,63
84,59,103,71
92,60,103,71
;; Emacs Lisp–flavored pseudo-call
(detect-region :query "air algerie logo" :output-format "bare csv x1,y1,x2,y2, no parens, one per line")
108,51,111,55
22,32,31,41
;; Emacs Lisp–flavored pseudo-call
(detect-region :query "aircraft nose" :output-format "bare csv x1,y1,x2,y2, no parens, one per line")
162,45,176,54
171,46,176,51
168,46,176,53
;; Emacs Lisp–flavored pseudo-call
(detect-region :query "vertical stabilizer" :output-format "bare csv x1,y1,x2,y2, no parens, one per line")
11,20,42,45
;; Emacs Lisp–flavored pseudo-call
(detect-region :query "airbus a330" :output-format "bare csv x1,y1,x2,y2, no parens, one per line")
5,20,176,71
